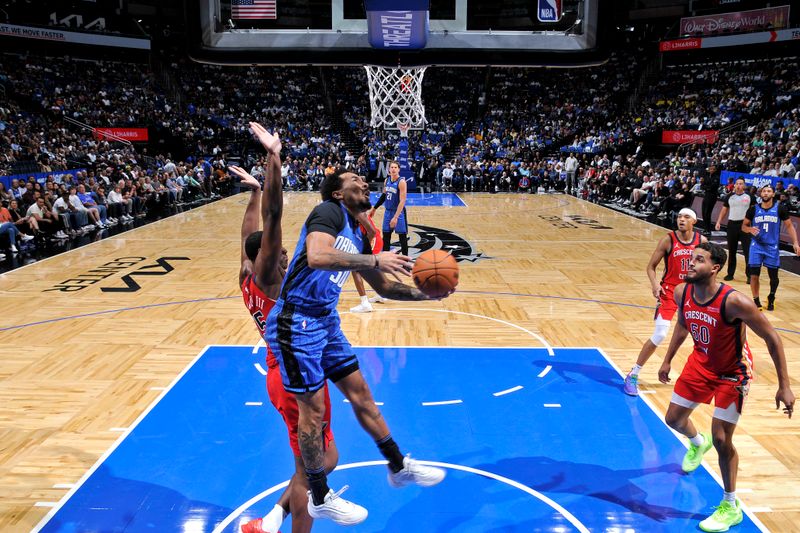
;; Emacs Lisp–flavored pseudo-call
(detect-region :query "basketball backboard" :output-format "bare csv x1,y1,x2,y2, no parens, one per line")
188,0,601,67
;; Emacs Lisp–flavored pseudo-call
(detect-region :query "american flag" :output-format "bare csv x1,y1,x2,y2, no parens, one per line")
232,0,277,20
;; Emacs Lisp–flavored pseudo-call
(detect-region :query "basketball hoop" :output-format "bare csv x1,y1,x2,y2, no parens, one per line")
364,65,427,130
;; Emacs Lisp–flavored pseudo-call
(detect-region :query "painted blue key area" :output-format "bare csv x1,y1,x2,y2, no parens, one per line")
40,346,762,532
369,192,465,207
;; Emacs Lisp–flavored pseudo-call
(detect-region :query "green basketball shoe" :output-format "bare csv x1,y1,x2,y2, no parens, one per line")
699,499,743,532
682,432,713,473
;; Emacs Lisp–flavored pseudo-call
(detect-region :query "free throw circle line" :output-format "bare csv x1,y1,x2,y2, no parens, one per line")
212,460,590,533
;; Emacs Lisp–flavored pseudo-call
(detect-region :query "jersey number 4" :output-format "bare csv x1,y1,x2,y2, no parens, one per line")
690,323,710,344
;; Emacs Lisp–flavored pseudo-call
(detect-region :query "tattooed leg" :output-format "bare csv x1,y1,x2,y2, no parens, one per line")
296,389,329,505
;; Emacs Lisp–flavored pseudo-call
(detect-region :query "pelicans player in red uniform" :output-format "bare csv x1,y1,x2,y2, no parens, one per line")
236,122,338,533
658,242,794,532
624,208,706,395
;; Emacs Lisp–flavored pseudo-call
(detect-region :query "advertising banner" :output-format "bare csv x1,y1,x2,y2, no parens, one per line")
662,130,719,144
1,168,86,189
660,27,800,52
93,127,149,142
722,170,800,190
679,6,790,36
365,0,429,49
0,23,150,49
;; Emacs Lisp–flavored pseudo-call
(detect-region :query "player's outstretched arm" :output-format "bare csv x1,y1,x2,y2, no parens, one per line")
254,125,284,288
249,121,282,155
306,232,411,274
658,284,689,384
235,166,263,285
726,292,795,418
358,268,433,301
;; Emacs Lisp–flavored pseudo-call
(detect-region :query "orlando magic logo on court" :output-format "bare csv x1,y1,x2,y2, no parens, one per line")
403,223,489,262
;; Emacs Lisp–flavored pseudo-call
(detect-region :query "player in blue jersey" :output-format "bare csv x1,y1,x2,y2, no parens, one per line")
743,184,800,311
265,167,449,526
368,161,408,305
371,160,409,256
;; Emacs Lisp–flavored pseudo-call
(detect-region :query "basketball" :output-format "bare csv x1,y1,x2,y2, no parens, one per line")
412,249,459,298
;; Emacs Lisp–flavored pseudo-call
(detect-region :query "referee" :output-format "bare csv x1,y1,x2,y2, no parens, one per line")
715,177,754,282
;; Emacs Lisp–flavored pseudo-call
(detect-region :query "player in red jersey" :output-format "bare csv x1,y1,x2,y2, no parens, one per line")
624,208,707,395
658,242,795,532
236,122,338,533
350,214,383,313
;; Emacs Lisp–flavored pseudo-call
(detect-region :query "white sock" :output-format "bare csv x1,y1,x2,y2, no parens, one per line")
630,364,643,376
723,491,736,504
689,433,704,446
262,504,287,532
360,295,369,305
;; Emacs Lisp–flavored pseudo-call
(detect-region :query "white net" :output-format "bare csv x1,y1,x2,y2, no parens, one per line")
397,122,411,138
364,66,427,130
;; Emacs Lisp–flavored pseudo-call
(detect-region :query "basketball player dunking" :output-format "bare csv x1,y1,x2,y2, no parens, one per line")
658,242,794,532
235,122,338,533
624,208,707,395
265,168,450,526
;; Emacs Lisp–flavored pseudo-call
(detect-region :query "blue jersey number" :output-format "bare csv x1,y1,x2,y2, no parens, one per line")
329,270,351,288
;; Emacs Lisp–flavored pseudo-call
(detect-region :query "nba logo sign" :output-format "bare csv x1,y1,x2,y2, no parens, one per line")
537,0,562,22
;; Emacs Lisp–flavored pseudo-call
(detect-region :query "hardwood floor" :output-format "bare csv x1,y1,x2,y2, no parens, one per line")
1,192,797,532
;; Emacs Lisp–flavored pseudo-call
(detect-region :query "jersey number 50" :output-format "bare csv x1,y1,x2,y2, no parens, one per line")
690,323,710,344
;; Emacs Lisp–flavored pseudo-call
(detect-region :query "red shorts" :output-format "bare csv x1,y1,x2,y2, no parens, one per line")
267,364,333,456
674,355,750,414
655,287,677,321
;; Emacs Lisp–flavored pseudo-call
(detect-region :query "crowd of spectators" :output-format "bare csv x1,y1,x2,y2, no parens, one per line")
430,54,799,227
431,50,647,191
633,58,795,131
1,49,799,262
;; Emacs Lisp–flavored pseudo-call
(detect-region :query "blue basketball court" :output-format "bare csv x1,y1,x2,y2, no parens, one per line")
34,346,766,532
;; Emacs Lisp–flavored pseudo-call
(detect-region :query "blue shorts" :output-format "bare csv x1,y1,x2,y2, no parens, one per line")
383,208,408,234
266,301,359,394
748,244,781,270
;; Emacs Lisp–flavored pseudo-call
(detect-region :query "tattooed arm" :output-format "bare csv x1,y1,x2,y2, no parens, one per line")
306,231,413,276
359,268,433,300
